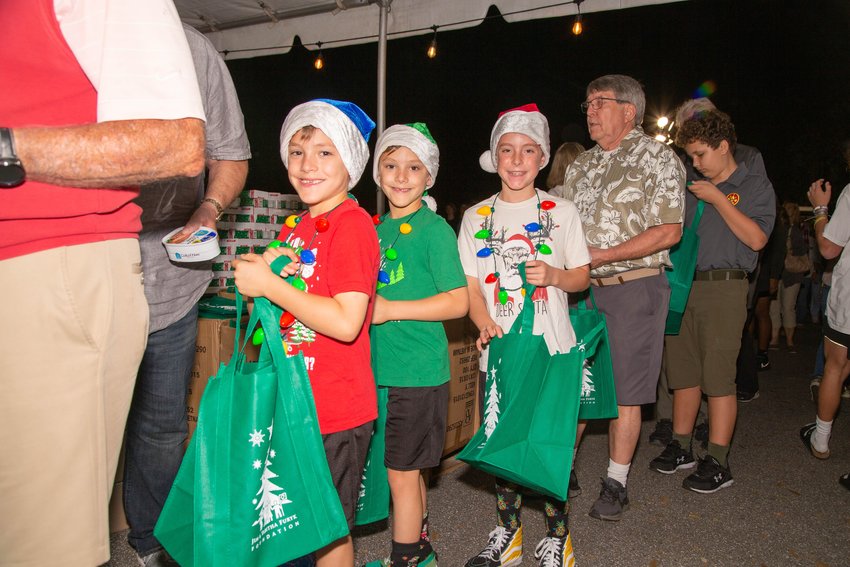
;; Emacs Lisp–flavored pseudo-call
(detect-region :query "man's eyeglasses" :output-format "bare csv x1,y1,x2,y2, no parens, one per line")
580,97,630,114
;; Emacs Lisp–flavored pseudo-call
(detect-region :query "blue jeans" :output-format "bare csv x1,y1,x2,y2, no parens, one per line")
124,304,199,556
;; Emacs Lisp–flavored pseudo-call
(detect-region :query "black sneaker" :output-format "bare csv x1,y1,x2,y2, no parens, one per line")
649,440,696,474
694,421,709,450
799,422,830,459
757,352,771,371
568,469,581,499
649,419,673,447
588,477,629,521
736,390,759,403
840,473,850,492
682,455,734,493
465,526,523,567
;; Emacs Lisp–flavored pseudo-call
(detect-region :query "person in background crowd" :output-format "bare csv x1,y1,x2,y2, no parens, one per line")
123,23,251,567
546,141,585,196
649,96,773,443
555,75,685,521
650,109,774,493
770,202,809,352
800,141,850,492
0,1,205,565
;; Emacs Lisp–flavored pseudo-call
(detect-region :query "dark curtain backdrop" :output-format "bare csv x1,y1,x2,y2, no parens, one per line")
225,0,850,213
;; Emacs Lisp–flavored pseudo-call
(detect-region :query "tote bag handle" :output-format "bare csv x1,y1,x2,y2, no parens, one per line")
507,262,539,335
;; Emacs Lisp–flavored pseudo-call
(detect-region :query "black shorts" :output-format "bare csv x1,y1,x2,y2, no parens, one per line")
322,421,374,529
384,383,449,471
824,319,850,359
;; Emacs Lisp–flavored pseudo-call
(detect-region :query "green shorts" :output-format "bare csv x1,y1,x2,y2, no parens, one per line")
664,279,748,396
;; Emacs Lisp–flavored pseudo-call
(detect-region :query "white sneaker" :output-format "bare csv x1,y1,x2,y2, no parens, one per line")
465,525,523,567
534,534,576,567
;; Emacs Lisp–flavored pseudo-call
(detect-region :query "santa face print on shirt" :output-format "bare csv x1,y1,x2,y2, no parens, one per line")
478,203,558,309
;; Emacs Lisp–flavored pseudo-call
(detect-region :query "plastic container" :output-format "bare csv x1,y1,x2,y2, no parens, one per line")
162,226,220,262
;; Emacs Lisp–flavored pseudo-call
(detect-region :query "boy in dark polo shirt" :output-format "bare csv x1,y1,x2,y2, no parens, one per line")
650,110,775,492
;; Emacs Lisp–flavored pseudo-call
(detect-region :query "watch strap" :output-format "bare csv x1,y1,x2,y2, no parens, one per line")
202,197,225,220
0,128,18,159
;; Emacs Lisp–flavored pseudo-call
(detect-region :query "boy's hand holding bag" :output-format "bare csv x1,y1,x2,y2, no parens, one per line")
154,289,348,567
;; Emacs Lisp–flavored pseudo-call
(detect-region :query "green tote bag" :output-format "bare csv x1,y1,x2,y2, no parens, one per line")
155,292,349,566
457,264,603,500
569,289,618,420
354,386,390,526
665,199,705,335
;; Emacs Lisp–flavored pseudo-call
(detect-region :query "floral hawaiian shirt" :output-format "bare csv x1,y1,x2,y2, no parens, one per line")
555,128,686,277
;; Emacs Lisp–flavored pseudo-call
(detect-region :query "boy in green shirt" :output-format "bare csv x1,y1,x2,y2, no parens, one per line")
369,123,469,566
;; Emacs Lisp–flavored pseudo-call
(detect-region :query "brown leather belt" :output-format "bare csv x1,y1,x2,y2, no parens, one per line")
693,269,748,281
590,267,664,287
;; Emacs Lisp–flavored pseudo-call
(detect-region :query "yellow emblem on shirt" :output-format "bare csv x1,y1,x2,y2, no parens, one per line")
727,192,740,206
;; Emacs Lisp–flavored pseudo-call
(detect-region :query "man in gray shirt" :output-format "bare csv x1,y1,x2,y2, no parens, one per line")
123,23,251,567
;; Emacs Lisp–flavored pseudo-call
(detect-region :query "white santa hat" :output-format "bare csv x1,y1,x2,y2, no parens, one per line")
280,98,376,188
479,103,551,174
372,122,440,188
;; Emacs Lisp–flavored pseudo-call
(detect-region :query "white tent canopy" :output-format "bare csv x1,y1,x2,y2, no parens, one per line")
175,0,685,60
174,0,686,212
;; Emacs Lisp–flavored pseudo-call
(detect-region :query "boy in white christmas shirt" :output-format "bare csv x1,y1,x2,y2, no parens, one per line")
457,104,590,567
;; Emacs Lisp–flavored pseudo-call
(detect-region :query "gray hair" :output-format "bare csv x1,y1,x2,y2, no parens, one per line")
673,97,716,128
587,74,646,126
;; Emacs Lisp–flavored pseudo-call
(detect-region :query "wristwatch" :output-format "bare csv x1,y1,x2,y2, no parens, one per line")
0,127,25,188
202,197,225,220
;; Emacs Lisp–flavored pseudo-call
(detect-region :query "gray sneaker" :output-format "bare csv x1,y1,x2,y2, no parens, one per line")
588,477,629,521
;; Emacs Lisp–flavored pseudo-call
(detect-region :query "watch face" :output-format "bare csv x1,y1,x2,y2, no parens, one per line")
0,161,26,188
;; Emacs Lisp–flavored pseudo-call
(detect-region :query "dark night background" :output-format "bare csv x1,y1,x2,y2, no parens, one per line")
224,0,850,214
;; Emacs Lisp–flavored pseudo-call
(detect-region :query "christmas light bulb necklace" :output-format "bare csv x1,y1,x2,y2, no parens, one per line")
474,191,556,305
254,196,352,343
374,204,425,285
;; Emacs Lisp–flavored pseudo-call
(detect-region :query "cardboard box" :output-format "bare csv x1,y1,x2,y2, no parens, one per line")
187,317,260,440
442,318,480,455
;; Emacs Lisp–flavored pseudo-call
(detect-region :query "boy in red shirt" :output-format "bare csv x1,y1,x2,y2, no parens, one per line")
235,99,380,567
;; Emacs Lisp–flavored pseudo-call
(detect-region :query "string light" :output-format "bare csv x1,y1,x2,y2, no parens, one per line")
426,25,438,59
571,0,584,36
219,1,591,58
313,41,324,70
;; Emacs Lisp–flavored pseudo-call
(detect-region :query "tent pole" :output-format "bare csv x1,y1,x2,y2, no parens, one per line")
375,0,391,215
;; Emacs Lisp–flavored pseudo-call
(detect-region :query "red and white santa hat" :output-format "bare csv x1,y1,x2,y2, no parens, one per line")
479,103,551,173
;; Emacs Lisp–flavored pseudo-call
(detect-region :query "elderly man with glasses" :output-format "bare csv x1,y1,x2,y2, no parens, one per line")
552,74,685,522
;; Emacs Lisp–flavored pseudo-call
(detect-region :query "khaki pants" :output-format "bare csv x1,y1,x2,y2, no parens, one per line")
0,240,149,566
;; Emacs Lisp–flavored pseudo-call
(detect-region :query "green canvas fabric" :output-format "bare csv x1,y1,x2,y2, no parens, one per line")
354,386,390,526
371,207,466,387
457,263,602,500
665,199,705,335
155,293,348,566
569,289,618,420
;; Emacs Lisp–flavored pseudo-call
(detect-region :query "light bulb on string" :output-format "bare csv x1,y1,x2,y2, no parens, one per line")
426,25,438,59
314,41,324,70
571,0,584,36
